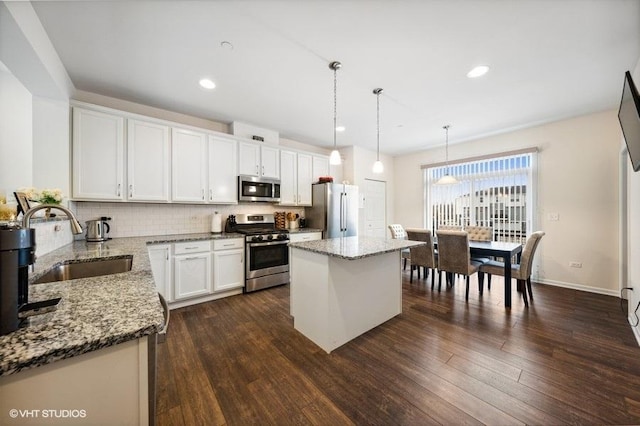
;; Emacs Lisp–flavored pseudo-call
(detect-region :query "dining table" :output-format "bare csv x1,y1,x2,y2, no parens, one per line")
433,239,523,308
468,240,523,308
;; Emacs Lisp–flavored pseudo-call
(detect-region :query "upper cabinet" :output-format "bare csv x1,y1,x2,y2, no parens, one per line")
279,150,313,206
171,128,208,203
127,119,171,202
208,136,237,203
312,156,330,182
72,107,125,201
238,141,279,179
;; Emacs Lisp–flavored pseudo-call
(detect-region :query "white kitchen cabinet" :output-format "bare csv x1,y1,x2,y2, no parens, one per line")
148,244,172,302
172,127,208,203
208,136,238,203
212,238,245,292
72,107,125,200
173,241,212,300
312,155,330,182
238,141,280,179
127,119,170,202
279,150,312,206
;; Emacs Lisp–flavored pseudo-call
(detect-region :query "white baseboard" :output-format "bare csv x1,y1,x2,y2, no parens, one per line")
535,278,619,297
629,317,640,346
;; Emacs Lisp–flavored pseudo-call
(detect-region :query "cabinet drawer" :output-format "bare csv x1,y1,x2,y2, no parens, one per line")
174,240,211,255
213,238,244,251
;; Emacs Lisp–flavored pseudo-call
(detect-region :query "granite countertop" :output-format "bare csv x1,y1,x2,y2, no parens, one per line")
289,236,425,260
0,232,242,377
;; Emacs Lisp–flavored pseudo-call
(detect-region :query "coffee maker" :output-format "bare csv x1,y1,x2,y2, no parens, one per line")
0,223,36,335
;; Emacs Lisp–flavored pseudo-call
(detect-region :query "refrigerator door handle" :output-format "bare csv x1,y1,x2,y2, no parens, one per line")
340,192,345,232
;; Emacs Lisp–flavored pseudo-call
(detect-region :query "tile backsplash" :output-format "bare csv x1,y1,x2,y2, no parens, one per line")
72,202,306,239
31,219,74,257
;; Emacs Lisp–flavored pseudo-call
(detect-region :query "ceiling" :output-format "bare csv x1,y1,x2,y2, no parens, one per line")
30,0,640,156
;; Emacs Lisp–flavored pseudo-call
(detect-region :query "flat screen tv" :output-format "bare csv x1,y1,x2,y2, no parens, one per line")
619,70,640,172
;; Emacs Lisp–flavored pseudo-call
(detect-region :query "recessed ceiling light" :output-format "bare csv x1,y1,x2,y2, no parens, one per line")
199,78,216,89
336,126,346,132
220,41,234,50
467,65,489,78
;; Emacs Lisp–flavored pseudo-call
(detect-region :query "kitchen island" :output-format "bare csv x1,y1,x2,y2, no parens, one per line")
288,236,424,353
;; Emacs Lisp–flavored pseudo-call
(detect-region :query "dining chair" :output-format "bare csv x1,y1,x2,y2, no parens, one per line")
405,229,437,287
437,225,463,231
388,224,411,270
465,225,494,288
478,231,545,307
435,230,486,300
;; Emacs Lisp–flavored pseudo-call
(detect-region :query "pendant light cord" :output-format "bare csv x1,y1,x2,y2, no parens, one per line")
333,65,338,149
376,91,380,161
444,124,450,173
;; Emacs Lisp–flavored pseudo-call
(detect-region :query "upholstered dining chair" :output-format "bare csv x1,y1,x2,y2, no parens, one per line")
405,229,437,287
388,224,411,270
437,225,463,231
465,225,494,287
478,231,545,307
435,230,486,300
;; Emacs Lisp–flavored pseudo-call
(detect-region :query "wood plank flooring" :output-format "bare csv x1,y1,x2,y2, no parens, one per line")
156,271,640,425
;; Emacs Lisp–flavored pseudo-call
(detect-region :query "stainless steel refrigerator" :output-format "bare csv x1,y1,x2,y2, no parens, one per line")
307,183,359,238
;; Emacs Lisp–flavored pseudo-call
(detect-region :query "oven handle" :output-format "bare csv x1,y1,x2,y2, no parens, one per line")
247,240,289,248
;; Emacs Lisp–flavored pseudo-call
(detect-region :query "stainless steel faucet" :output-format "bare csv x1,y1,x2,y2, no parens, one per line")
22,204,83,234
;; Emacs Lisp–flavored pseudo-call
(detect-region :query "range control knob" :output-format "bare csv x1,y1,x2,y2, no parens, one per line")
251,235,263,242
267,234,274,241
277,233,288,241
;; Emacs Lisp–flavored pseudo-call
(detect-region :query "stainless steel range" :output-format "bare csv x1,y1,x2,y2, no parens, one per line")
233,214,289,293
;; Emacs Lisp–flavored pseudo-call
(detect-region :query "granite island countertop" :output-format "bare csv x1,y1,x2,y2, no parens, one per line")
288,236,425,260
0,231,243,377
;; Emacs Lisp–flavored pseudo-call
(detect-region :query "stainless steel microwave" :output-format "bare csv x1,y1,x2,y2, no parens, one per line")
238,175,281,202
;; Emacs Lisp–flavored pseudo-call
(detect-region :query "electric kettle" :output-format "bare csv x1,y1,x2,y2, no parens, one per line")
85,217,111,242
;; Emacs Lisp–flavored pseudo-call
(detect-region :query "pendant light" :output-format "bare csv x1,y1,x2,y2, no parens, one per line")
329,61,342,165
436,125,458,185
372,88,384,173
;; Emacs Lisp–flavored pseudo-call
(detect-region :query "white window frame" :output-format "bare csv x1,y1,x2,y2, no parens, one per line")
422,148,538,243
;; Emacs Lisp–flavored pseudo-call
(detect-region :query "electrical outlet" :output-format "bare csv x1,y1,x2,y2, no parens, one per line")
569,261,582,268
548,212,560,221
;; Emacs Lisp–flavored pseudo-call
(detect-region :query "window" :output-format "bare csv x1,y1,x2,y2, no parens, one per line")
423,149,537,243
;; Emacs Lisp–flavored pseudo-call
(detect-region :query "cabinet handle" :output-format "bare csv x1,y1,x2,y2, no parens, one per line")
117,183,121,197
185,257,200,260
209,189,213,201
262,165,265,175
202,189,205,200
256,165,259,175
184,247,200,250
165,250,169,261
129,184,133,198
222,243,235,247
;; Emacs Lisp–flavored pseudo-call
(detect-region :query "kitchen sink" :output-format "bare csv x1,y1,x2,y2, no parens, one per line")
33,256,133,284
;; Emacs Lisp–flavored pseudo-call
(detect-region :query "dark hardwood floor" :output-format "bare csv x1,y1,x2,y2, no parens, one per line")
156,270,640,425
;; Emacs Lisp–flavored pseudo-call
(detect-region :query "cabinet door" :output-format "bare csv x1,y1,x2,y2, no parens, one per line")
261,145,280,179
72,107,124,200
148,244,172,302
312,155,329,181
127,119,170,202
172,128,207,203
213,248,244,292
296,153,313,206
208,136,238,203
174,253,212,300
238,141,260,176
288,232,322,242
279,150,297,205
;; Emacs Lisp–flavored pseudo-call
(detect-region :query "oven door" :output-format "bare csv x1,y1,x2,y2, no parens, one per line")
246,240,289,279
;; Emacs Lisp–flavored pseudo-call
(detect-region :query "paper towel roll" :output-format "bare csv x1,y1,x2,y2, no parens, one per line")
211,212,222,233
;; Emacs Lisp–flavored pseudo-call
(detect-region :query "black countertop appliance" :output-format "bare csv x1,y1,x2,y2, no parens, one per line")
0,223,36,335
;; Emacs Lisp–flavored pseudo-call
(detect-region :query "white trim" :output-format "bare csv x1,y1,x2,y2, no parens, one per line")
629,319,640,346
535,278,620,297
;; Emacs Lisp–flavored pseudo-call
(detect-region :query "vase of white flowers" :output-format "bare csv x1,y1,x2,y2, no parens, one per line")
19,187,64,219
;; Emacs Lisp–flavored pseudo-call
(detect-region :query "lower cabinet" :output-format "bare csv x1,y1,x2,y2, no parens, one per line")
148,238,245,309
174,252,212,301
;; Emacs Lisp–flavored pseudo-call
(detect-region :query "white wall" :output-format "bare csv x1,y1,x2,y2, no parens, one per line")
626,57,640,342
0,68,33,199
32,96,70,196
394,109,622,296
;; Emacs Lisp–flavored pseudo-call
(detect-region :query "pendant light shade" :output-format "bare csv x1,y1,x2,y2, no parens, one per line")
436,124,458,185
329,61,342,165
372,88,384,173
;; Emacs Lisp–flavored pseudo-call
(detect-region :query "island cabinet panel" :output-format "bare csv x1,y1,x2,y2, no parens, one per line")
0,337,150,425
290,248,402,353
72,107,125,200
